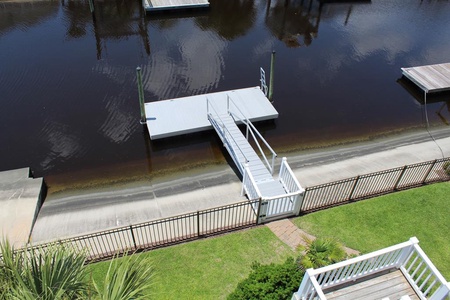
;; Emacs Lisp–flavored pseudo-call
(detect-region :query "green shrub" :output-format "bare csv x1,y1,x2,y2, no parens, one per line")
227,257,304,300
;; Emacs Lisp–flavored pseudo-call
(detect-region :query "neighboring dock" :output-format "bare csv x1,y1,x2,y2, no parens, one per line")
144,87,278,140
0,168,44,247
143,0,209,12
401,62,450,93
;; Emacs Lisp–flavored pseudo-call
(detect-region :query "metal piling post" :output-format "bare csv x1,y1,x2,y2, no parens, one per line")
136,67,146,124
268,51,276,102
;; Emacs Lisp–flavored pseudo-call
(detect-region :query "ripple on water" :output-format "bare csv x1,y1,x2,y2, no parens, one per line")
37,120,88,171
142,26,227,100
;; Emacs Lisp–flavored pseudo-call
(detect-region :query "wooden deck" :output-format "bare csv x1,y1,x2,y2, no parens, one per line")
401,62,450,93
144,87,278,140
324,270,419,300
143,0,209,12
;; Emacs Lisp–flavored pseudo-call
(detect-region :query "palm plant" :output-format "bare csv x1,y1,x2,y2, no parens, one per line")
0,239,89,300
92,253,154,300
298,238,346,270
1,239,154,300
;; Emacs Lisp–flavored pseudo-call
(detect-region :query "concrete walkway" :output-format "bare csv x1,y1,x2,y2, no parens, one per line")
31,128,450,243
266,219,359,256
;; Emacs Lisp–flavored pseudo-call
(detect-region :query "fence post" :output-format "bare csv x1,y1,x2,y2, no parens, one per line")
394,165,408,191
347,175,360,201
422,159,437,184
293,192,304,216
197,210,201,237
129,225,137,250
256,197,264,224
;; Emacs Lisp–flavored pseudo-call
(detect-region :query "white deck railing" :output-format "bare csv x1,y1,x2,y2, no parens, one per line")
292,237,450,300
242,163,262,201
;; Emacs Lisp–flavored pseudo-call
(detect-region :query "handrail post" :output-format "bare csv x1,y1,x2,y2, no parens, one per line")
271,154,276,175
241,164,248,196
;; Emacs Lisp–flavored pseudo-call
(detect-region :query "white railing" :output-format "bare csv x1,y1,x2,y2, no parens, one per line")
207,98,249,174
292,237,450,300
279,157,304,194
227,95,277,174
241,163,262,200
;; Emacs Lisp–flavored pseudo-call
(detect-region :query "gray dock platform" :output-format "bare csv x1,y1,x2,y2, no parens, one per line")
0,168,44,247
145,87,278,140
401,62,450,93
143,0,209,12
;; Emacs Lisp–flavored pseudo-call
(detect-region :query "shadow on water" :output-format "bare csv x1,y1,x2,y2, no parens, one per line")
398,76,450,126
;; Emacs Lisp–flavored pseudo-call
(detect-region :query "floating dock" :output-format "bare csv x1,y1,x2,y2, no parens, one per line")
145,87,278,140
401,62,450,93
143,0,209,12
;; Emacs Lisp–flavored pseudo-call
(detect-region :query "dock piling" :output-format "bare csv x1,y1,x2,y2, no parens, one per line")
88,0,94,13
136,67,146,124
268,51,275,102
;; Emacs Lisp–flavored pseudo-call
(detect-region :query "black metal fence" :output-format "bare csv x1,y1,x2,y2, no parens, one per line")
301,158,450,213
47,199,258,262
7,158,450,262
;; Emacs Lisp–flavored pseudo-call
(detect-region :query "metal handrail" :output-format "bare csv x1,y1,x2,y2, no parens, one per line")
207,98,250,170
227,95,277,174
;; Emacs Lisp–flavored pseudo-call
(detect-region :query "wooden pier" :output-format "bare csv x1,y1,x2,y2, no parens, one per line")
401,62,450,93
143,0,209,12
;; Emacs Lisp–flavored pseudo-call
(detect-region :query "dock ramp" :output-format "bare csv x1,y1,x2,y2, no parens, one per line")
207,95,304,222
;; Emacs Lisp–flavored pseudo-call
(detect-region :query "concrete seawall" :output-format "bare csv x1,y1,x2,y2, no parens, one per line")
0,168,44,247
31,128,450,243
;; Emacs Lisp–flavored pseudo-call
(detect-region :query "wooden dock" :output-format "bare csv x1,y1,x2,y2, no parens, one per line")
144,87,278,140
143,0,209,12
401,62,450,93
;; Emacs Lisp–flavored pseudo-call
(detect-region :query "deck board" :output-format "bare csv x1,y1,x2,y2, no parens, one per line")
401,62,450,93
145,87,278,140
324,270,419,300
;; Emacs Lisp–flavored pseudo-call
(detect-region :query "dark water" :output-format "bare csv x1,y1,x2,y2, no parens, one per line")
1,0,449,193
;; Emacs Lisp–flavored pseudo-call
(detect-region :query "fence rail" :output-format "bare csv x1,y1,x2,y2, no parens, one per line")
301,158,450,213
5,157,449,262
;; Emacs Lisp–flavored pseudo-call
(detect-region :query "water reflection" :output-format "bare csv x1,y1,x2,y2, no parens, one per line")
398,76,450,126
61,0,150,59
265,0,321,47
0,0,58,36
195,0,256,40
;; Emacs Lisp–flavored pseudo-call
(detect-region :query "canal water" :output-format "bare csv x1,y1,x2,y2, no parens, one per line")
1,0,449,195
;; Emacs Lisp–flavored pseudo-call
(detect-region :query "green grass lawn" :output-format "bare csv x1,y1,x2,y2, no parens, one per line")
88,227,295,299
292,182,450,278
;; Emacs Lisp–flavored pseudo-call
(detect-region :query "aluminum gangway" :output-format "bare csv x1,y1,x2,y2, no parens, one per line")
207,95,305,222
